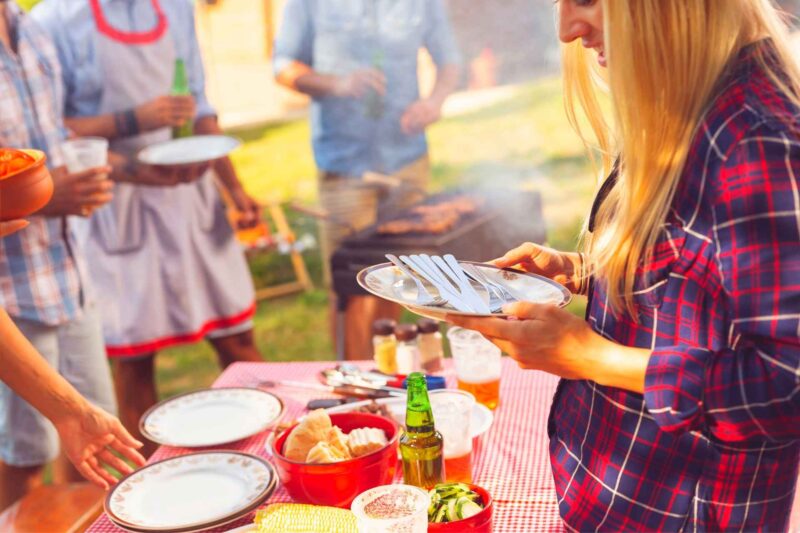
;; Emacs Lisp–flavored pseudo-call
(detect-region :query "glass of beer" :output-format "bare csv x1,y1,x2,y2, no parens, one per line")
430,390,475,483
447,327,501,410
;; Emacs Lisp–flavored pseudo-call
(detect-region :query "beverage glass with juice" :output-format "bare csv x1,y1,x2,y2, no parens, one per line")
430,390,475,483
447,327,502,410
351,484,430,533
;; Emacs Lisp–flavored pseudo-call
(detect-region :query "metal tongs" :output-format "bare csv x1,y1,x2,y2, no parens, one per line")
319,364,407,396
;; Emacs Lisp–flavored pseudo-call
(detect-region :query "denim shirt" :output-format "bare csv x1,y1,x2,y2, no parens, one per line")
274,0,461,176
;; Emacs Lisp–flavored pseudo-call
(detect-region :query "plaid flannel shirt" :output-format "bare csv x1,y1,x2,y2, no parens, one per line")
0,4,82,326
550,42,800,531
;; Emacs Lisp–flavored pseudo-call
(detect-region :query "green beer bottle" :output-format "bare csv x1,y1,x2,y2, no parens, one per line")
400,373,445,489
171,59,193,138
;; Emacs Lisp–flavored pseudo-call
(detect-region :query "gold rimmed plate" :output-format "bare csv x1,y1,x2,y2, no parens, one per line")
105,451,277,533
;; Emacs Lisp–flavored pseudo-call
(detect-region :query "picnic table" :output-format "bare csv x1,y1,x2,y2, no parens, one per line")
87,358,800,533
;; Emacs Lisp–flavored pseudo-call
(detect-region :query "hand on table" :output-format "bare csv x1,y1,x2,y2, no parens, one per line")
492,242,583,294
40,166,114,217
229,187,262,229
400,98,443,134
0,219,29,237
333,68,386,99
135,95,196,132
53,403,146,489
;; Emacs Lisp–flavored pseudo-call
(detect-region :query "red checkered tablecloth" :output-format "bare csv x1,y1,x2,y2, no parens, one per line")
87,358,563,532
86,359,800,532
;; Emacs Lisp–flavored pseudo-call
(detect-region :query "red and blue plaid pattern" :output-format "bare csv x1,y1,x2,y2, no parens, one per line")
0,4,83,326
551,42,800,531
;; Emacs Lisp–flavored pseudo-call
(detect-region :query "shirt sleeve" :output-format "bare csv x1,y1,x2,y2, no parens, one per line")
273,0,313,76
179,0,215,119
423,0,462,67
644,126,800,444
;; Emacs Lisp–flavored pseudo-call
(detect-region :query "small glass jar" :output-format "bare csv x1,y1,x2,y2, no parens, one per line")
394,324,420,375
417,318,444,373
372,319,397,374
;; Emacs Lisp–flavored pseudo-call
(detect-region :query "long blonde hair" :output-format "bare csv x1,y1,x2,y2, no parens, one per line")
563,0,800,316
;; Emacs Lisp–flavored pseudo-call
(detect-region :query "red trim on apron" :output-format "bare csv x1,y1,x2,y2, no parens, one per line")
105,302,257,358
90,0,168,45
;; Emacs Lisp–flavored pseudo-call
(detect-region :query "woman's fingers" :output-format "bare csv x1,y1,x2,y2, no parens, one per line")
110,434,147,467
77,460,109,490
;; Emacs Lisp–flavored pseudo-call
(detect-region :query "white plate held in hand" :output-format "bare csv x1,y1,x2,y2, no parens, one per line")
140,388,284,448
137,135,241,166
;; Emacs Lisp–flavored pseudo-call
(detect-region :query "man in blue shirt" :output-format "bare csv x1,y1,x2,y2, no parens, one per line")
274,0,461,357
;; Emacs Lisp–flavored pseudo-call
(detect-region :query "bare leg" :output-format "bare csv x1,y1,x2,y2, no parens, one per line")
209,329,262,369
111,354,158,458
0,462,44,511
342,295,402,360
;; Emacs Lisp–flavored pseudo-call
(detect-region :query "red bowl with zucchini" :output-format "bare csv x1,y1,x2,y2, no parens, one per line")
427,482,493,532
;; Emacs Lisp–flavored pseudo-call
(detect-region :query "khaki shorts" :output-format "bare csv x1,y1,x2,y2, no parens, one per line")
317,156,431,285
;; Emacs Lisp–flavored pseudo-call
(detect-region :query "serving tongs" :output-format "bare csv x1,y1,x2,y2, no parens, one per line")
319,365,407,395
257,379,403,400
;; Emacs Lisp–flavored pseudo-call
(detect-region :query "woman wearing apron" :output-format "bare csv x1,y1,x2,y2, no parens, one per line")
32,0,263,454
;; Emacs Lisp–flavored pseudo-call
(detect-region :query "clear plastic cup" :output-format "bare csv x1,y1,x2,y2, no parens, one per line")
62,137,108,173
430,389,475,483
446,327,502,410
351,484,429,533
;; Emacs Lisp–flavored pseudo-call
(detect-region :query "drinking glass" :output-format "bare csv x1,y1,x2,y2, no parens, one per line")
351,484,429,533
430,389,475,483
446,327,502,410
62,137,108,173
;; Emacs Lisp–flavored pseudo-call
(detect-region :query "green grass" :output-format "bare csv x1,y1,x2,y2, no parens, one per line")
156,78,595,399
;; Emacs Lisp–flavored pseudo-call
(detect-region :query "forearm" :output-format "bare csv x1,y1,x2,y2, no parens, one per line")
0,309,88,425
276,60,340,98
194,116,242,192
427,64,460,107
590,337,649,394
65,115,117,138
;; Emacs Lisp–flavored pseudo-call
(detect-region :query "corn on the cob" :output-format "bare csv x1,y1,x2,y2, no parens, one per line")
255,503,358,533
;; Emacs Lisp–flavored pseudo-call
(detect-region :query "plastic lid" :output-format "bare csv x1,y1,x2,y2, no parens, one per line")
417,318,439,334
394,323,418,341
372,318,397,336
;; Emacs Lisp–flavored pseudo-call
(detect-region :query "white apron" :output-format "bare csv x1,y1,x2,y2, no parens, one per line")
85,0,255,357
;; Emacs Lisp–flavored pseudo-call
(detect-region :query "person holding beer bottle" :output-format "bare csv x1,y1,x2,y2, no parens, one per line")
32,0,264,455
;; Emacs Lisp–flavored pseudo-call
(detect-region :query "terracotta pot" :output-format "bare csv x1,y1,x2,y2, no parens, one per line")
0,150,53,221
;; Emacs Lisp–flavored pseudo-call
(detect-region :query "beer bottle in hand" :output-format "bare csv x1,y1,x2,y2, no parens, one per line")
171,59,193,139
400,372,445,488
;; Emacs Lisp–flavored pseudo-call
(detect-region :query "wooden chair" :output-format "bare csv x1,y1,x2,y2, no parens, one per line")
0,483,105,533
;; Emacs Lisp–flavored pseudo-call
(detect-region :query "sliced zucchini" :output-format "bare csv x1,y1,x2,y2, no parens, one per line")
446,498,459,522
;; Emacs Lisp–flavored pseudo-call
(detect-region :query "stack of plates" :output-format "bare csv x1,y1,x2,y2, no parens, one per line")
105,451,277,532
106,388,285,531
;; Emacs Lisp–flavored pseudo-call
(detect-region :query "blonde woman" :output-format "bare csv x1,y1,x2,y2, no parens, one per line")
450,0,800,530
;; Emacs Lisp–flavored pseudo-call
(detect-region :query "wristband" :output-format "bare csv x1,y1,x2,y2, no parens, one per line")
115,109,140,137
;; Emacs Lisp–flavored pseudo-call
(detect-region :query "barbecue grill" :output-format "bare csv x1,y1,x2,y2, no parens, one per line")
330,188,547,358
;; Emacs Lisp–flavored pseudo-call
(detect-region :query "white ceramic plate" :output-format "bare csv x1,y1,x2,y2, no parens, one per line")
224,525,255,533
324,394,493,439
137,135,240,166
357,260,570,321
105,451,276,533
140,388,284,448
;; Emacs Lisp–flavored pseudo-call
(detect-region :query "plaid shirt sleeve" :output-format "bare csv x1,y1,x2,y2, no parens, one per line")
644,125,800,443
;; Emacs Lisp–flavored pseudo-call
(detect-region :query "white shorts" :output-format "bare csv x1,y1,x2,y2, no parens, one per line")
0,303,117,467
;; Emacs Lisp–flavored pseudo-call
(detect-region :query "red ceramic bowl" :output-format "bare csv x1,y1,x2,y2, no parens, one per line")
428,483,493,533
270,412,399,508
0,149,53,222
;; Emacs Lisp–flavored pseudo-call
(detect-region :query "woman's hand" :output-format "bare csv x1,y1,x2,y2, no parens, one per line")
492,243,583,294
40,166,114,217
52,403,146,489
0,219,29,237
447,302,649,393
135,95,196,132
332,68,386,99
400,98,443,135
229,187,262,229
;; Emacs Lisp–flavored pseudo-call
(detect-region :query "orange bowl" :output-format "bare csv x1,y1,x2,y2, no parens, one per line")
427,483,493,533
270,412,399,508
0,149,53,221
